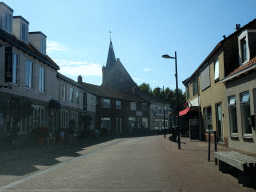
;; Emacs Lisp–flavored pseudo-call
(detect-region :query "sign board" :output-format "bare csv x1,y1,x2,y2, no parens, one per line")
189,119,200,140
136,111,143,116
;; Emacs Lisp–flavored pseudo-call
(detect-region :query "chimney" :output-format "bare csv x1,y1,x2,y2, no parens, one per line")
236,24,241,30
223,35,226,39
78,75,82,83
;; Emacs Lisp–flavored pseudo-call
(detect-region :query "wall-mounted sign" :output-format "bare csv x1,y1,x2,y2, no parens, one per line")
136,111,143,116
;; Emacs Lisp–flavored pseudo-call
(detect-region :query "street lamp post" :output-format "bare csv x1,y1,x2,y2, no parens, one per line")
162,52,180,149
163,86,166,138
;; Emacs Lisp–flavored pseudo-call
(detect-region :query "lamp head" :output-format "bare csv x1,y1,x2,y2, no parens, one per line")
162,54,175,59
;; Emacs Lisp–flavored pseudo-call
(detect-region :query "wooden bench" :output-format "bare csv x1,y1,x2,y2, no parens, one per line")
214,151,256,187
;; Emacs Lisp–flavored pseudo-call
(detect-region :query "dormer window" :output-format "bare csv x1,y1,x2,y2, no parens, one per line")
13,16,29,43
237,30,256,66
240,38,247,63
29,32,47,55
0,2,13,34
41,37,46,55
21,23,28,42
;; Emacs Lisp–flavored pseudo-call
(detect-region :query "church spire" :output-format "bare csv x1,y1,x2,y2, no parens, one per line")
106,33,116,67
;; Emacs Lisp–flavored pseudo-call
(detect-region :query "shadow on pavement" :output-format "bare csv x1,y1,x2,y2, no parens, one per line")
0,136,119,177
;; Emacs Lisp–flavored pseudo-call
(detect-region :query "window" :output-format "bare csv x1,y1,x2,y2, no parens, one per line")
214,59,219,80
240,92,252,135
41,37,46,54
83,92,87,109
76,91,79,104
12,52,18,84
142,103,147,111
101,117,111,130
71,111,78,127
128,117,136,133
192,77,198,96
159,106,162,112
39,66,45,92
142,118,149,129
116,100,121,109
151,105,157,111
25,60,33,88
164,106,168,113
204,107,212,131
33,105,45,128
91,97,95,107
70,88,74,102
241,38,247,63
186,85,190,99
62,84,66,101
130,102,136,110
228,96,238,134
21,23,28,42
101,98,110,108
60,110,68,128
155,119,159,129
4,12,12,33
200,64,210,91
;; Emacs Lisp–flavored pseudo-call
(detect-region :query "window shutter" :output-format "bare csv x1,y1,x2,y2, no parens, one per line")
5,46,12,82
25,25,28,42
8,13,11,32
200,64,210,90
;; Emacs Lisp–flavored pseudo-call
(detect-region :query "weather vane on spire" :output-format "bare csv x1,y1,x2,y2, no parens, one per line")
109,31,111,41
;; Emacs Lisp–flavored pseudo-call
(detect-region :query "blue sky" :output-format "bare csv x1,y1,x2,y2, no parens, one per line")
6,0,256,92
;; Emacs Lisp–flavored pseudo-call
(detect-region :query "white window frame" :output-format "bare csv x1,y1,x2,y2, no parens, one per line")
238,31,250,66
76,90,79,104
33,105,45,128
101,117,111,130
214,58,219,80
60,110,68,129
91,97,95,107
240,92,252,136
101,98,111,108
62,84,66,101
12,52,18,84
130,102,136,111
142,117,149,129
70,87,74,103
41,37,46,54
228,96,238,135
116,100,121,109
39,66,45,92
25,59,33,89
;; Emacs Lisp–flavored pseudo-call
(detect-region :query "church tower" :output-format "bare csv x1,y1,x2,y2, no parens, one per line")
101,38,137,91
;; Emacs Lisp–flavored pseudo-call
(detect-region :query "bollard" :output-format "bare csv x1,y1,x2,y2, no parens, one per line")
214,131,217,165
208,131,211,161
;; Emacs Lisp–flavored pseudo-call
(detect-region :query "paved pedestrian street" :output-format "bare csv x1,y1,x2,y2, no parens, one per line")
0,135,255,192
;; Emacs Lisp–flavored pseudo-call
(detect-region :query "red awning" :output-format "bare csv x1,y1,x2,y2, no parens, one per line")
179,107,191,116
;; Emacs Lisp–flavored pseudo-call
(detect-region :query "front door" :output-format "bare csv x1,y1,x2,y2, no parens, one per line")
216,103,223,143
116,118,122,134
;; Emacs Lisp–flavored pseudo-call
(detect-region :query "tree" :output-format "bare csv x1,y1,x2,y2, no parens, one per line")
138,83,152,95
79,113,93,137
2,96,34,142
152,87,161,98
80,114,93,131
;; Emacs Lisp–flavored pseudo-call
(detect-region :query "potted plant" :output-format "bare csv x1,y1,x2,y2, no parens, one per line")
32,126,49,146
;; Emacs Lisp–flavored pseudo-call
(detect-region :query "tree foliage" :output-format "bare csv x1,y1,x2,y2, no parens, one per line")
138,83,187,115
138,83,152,95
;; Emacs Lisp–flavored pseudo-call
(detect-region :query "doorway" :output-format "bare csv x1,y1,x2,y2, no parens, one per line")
116,118,122,134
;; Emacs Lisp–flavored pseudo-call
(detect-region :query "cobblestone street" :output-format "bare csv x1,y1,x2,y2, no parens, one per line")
0,135,255,191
